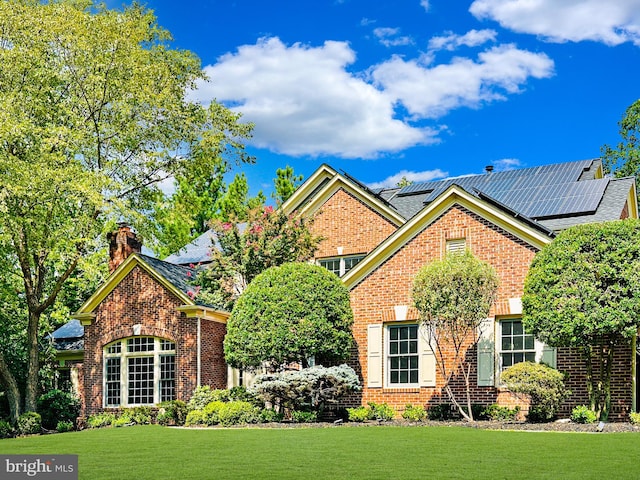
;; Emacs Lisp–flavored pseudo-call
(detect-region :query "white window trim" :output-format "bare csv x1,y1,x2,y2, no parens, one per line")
497,318,538,372
103,336,176,408
385,323,420,388
317,254,365,277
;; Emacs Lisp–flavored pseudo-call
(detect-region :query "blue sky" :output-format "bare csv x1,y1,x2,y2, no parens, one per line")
132,0,639,196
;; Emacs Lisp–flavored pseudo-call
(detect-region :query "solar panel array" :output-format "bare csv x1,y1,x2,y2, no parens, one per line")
393,159,606,219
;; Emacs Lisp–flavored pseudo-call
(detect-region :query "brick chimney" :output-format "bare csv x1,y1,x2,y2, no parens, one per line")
108,223,142,273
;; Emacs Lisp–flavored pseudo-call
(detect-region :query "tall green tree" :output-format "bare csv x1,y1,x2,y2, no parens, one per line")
602,99,640,197
224,263,353,371
215,173,266,223
412,251,499,421
273,166,303,205
522,220,640,421
0,0,251,420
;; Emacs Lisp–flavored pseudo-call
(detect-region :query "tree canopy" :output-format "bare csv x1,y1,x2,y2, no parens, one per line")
522,219,640,420
0,0,252,420
412,250,499,421
602,99,640,194
224,263,354,370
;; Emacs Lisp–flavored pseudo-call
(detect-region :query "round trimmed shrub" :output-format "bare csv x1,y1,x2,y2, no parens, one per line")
37,389,80,429
571,405,597,424
402,404,427,422
17,412,42,435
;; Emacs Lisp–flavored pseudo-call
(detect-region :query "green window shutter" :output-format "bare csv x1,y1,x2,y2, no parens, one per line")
367,324,383,388
477,318,495,387
418,324,436,387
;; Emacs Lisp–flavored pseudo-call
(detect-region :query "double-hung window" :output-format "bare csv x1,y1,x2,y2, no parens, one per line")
499,319,535,370
387,324,419,385
104,336,176,407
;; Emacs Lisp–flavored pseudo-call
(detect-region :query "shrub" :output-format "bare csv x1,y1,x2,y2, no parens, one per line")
571,405,597,424
56,421,74,433
112,412,133,428
0,420,14,438
17,412,42,435
251,364,361,413
87,412,117,428
227,386,260,405
259,408,284,423
367,402,395,421
217,401,260,426
483,404,521,421
291,410,318,423
157,400,188,426
37,389,81,430
187,386,218,411
347,406,369,422
427,404,454,421
630,412,640,425
202,401,226,425
128,406,153,425
185,410,206,427
501,362,570,422
402,404,426,422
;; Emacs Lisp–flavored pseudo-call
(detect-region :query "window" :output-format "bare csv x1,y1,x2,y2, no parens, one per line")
500,319,535,370
318,255,365,277
387,325,419,385
103,336,176,407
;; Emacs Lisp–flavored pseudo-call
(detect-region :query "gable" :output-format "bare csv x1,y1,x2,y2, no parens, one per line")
343,185,553,291
313,188,398,258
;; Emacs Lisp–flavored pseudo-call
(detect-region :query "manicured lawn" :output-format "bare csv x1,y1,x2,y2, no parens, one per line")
0,425,638,479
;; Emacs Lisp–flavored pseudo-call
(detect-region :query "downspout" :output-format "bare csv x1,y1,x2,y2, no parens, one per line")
197,317,202,387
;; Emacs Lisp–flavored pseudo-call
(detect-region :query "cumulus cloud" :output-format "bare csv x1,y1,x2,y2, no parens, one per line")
371,44,554,119
191,37,554,158
491,158,522,171
470,0,640,46
192,37,432,159
428,29,498,51
420,0,431,12
368,168,448,189
374,27,414,47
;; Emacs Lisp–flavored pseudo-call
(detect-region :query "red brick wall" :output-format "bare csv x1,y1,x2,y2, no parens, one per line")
311,188,398,258
81,265,226,415
201,320,228,388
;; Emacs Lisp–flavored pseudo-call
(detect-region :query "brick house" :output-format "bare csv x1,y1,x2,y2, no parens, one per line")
52,158,638,420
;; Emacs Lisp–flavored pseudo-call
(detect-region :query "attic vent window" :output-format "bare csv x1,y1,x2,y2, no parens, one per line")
446,239,466,254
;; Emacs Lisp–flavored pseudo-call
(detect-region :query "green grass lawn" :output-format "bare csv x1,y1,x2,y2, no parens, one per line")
0,425,638,479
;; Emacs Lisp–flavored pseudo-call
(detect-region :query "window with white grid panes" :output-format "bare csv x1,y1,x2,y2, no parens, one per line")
318,254,365,277
387,324,419,385
103,337,176,407
500,319,535,370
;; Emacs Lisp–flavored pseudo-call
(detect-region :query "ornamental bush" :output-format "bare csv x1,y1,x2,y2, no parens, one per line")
217,401,260,426
367,402,395,421
17,412,41,435
483,404,520,421
347,406,369,422
56,421,74,433
402,404,427,422
187,386,223,411
37,389,81,430
87,412,117,428
501,362,570,422
259,408,284,423
427,404,455,421
225,262,353,370
571,405,597,424
629,412,640,425
0,420,14,438
157,400,188,426
251,364,361,412
291,410,318,423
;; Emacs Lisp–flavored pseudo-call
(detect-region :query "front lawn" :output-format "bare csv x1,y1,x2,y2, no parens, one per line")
1,425,637,479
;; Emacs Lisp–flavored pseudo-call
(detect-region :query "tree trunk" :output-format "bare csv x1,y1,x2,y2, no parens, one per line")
600,343,615,422
0,351,22,424
24,309,41,413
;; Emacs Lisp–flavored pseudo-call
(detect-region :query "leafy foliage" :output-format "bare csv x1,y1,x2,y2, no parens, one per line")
347,406,370,422
273,166,304,205
56,421,74,433
251,365,360,413
86,412,117,429
629,412,640,425
427,404,455,421
225,264,353,369
501,362,570,422
571,405,597,424
157,400,188,426
194,208,321,309
184,400,259,427
522,220,640,420
291,410,318,423
0,420,13,438
0,0,253,419
482,404,520,421
602,99,640,197
402,404,427,422
17,412,41,436
412,250,499,421
367,402,396,421
37,389,81,430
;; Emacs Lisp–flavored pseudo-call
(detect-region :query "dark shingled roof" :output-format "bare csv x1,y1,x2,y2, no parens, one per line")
49,320,84,352
163,230,215,266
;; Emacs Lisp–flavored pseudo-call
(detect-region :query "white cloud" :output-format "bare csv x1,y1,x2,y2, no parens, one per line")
374,27,414,47
428,29,498,51
470,0,640,46
492,158,522,171
371,44,554,119
192,37,432,159
368,169,448,189
420,0,431,12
